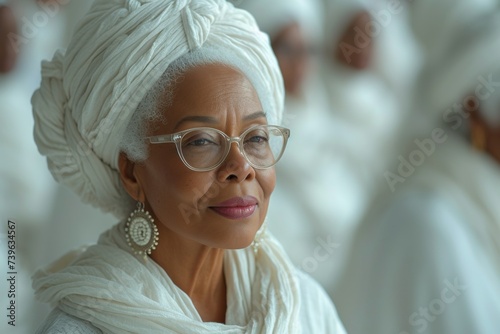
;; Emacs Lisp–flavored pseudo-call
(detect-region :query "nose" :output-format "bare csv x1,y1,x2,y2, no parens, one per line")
216,142,255,182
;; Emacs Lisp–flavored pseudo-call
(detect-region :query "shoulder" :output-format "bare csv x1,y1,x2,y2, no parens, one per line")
295,269,347,334
36,308,102,334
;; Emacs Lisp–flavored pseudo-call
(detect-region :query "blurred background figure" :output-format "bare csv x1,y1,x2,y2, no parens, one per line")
0,4,17,73
320,0,420,187
236,0,359,290
236,0,420,294
0,1,114,333
333,0,500,333
0,1,61,333
27,0,114,266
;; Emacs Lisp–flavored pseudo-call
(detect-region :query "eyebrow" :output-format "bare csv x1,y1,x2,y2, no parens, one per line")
244,111,267,121
174,111,267,130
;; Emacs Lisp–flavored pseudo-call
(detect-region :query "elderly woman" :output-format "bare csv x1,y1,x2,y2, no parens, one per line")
31,0,346,333
333,1,500,333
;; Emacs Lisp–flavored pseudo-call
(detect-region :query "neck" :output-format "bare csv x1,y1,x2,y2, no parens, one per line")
150,224,227,323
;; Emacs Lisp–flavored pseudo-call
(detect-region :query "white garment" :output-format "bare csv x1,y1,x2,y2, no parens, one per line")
0,2,66,333
333,133,500,334
323,62,401,191
266,42,404,292
33,222,346,334
0,0,63,224
38,308,103,334
267,74,370,289
369,2,423,105
264,0,418,293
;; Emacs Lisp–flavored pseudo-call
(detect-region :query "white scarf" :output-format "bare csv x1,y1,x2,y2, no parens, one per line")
32,223,301,333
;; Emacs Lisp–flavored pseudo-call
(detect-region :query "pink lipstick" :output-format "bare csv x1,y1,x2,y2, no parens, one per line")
210,196,258,220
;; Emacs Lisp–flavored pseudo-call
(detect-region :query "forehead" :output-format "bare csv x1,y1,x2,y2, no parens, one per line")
165,63,262,122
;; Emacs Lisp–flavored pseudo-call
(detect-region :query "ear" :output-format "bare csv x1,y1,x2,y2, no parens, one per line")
118,151,146,203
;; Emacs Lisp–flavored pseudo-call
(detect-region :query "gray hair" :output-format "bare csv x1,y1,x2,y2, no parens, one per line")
119,47,268,162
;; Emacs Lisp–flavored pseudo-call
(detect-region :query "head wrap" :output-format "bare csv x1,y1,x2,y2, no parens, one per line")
414,7,500,125
32,0,284,218
322,0,369,52
408,0,498,62
235,0,322,42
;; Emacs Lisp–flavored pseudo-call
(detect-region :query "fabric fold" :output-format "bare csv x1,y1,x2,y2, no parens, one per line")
33,224,301,333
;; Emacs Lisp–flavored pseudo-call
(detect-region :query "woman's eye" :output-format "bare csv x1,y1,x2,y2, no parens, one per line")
187,138,215,146
247,135,268,143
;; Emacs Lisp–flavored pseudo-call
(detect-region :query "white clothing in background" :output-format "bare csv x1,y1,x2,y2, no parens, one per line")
243,0,415,294
0,2,107,334
267,73,371,289
333,134,500,334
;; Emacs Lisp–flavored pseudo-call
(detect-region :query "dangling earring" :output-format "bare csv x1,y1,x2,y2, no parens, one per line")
125,202,159,258
251,220,268,255
471,123,487,151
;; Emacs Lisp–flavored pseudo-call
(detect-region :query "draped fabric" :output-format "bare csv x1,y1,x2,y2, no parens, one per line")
33,223,345,334
334,5,500,332
412,135,500,262
32,0,284,219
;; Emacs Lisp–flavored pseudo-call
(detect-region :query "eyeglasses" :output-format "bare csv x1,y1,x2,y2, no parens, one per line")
147,125,290,172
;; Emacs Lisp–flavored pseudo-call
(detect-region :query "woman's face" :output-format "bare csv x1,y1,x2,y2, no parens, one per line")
0,6,18,74
272,23,312,97
125,64,276,250
334,11,373,70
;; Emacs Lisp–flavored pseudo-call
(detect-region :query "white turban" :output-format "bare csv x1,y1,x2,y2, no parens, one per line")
32,0,284,218
408,0,498,61
322,0,369,51
415,9,500,125
236,0,322,42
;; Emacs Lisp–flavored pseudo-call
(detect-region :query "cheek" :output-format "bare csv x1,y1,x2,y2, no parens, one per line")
257,168,276,200
256,169,276,223
138,155,214,222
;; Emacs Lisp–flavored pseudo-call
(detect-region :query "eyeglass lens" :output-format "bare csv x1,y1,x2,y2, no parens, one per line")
180,126,286,169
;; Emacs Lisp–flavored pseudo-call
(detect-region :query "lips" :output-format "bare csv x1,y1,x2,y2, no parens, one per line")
209,196,258,220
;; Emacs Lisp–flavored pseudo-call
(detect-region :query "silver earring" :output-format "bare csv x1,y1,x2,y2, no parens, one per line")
125,202,159,258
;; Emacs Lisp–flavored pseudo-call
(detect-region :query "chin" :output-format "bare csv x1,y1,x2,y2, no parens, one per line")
207,218,262,250
225,235,256,250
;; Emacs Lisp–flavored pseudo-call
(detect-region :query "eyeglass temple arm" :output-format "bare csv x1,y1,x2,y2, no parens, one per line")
148,134,177,144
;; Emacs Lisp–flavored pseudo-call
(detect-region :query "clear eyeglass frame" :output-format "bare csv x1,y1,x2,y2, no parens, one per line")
147,124,291,172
